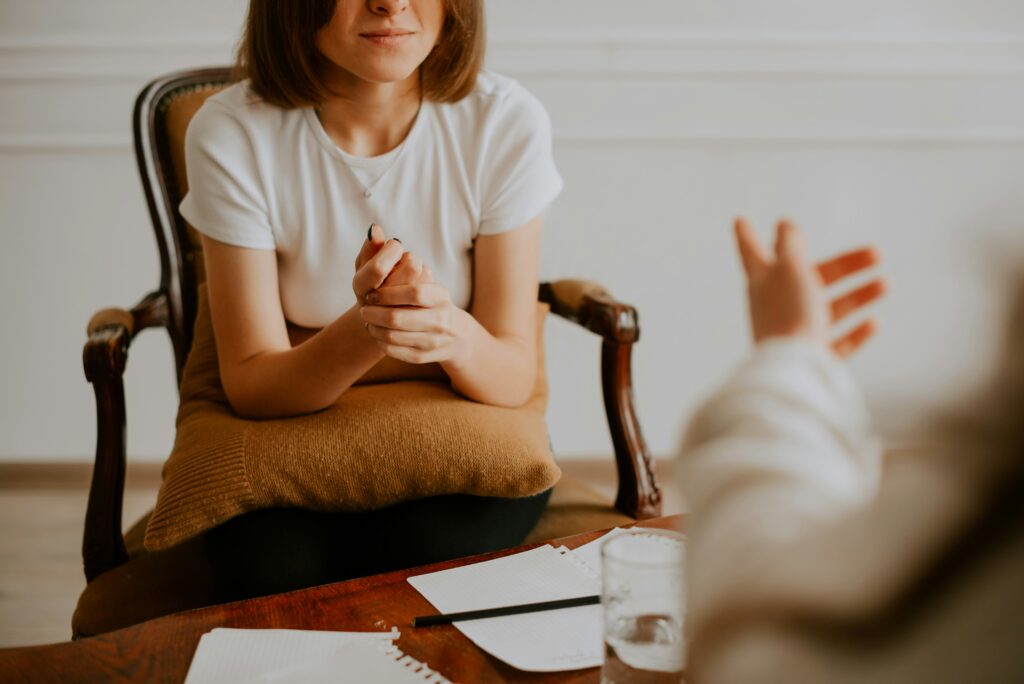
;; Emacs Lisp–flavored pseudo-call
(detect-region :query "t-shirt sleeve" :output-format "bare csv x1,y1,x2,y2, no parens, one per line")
478,84,563,236
178,101,276,250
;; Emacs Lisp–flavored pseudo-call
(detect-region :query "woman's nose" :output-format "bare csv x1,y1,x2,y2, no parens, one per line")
367,0,409,16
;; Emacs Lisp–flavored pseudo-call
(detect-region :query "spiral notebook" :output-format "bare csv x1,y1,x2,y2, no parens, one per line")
184,628,450,684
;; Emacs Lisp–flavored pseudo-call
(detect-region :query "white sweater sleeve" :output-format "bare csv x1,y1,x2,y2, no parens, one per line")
679,339,882,626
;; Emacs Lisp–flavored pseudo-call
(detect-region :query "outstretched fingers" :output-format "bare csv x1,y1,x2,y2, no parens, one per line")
830,278,887,323
774,219,807,262
734,217,770,277
817,247,880,286
832,319,877,358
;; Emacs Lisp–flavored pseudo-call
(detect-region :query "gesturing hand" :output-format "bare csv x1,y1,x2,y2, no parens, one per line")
734,217,886,358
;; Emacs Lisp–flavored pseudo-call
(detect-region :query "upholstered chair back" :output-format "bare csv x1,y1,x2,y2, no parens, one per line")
135,68,233,380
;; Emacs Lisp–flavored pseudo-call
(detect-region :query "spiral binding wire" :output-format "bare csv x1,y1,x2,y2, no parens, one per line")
556,545,602,581
377,640,453,683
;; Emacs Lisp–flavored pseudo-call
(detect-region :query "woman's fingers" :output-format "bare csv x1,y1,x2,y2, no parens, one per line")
734,217,770,277
364,324,442,351
774,219,807,262
365,283,448,308
361,305,442,333
832,319,877,358
830,278,887,323
353,223,387,270
817,247,880,286
352,239,405,297
374,343,443,365
382,252,429,288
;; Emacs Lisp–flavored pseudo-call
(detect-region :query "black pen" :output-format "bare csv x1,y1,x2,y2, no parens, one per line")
411,595,600,627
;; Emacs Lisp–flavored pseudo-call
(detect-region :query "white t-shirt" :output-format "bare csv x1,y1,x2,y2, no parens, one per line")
179,71,563,328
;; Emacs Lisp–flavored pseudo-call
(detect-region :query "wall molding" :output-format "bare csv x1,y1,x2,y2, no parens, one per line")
3,31,1023,154
2,31,1024,81
0,133,129,153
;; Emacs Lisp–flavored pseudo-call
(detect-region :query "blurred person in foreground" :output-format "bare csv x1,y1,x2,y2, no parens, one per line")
679,219,1024,683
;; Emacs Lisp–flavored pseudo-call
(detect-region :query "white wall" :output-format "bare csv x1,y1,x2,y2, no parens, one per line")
1,1,1023,463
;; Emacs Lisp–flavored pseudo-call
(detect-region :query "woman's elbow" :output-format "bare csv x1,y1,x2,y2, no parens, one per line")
502,349,539,407
221,380,268,420
492,384,534,409
484,359,538,408
220,365,283,419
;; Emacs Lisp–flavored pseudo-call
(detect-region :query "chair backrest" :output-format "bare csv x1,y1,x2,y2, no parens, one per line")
133,67,233,383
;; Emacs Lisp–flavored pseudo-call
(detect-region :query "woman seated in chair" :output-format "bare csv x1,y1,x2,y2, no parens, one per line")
179,0,561,600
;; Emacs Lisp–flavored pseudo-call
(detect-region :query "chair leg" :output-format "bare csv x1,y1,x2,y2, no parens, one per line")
602,340,662,519
82,374,129,582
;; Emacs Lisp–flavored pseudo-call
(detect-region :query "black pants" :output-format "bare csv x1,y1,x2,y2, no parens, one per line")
207,488,552,602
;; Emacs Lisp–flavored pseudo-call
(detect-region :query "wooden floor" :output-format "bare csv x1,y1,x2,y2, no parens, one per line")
0,460,683,649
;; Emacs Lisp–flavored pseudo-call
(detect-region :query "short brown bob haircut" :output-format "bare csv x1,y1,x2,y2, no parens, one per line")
235,0,485,108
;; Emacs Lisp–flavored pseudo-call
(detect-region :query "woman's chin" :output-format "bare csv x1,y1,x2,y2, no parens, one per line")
353,63,421,87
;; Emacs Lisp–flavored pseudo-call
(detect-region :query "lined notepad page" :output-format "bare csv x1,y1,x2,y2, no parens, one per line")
408,544,605,672
184,628,449,684
243,640,450,684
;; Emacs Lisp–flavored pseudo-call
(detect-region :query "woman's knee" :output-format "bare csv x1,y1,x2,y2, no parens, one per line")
359,488,553,570
207,507,341,601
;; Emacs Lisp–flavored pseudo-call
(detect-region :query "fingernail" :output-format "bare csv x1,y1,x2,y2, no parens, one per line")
365,292,379,304
393,237,402,244
367,224,375,241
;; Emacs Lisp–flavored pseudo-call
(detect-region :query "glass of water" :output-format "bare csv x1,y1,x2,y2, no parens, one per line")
600,528,685,684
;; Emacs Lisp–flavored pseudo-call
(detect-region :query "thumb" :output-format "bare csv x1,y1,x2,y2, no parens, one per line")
355,222,388,268
368,222,387,247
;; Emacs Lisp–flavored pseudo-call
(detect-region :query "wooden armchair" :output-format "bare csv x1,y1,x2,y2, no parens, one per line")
74,68,661,638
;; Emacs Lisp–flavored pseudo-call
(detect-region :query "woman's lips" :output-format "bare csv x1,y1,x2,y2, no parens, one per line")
360,32,414,47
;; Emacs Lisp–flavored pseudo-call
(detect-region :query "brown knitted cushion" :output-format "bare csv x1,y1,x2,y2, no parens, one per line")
144,285,560,551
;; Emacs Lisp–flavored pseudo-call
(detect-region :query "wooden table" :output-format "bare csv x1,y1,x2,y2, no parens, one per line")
0,515,683,683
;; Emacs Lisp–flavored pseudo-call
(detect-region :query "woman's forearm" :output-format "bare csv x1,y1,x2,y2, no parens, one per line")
224,305,385,419
441,308,537,408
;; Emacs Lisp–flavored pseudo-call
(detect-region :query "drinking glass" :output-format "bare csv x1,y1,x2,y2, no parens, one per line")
600,529,685,684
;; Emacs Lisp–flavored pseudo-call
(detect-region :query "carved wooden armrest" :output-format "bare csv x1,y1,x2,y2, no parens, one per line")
539,280,661,520
81,290,169,582
539,280,638,343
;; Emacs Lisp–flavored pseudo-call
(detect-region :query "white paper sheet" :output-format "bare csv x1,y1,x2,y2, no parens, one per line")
184,628,448,684
564,527,632,579
241,640,450,684
407,544,604,672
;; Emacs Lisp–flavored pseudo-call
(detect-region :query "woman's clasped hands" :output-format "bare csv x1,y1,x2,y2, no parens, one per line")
352,223,471,368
